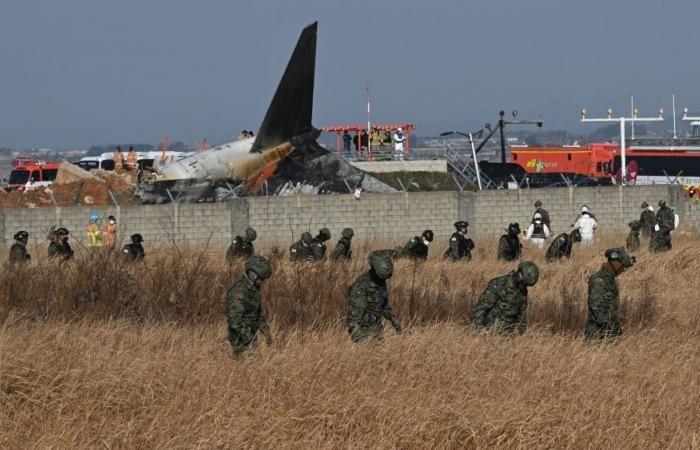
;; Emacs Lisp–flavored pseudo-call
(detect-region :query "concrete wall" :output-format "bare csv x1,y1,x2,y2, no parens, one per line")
0,185,693,248
350,160,447,173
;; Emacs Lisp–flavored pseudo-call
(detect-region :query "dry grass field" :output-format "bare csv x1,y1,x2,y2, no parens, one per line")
1,234,699,448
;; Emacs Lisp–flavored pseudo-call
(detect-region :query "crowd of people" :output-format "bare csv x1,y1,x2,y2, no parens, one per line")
342,128,407,161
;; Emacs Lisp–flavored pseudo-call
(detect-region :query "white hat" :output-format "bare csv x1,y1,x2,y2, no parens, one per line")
397,127,403,132
534,213,542,220
581,205,589,213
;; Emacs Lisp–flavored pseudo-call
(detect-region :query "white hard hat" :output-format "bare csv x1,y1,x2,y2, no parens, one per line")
534,213,542,220
397,127,403,132
581,205,589,213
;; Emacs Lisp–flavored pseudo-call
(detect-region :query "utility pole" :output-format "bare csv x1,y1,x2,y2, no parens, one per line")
580,107,664,182
495,110,543,164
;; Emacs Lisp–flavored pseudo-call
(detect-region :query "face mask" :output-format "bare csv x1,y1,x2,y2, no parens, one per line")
109,220,115,224
423,239,430,246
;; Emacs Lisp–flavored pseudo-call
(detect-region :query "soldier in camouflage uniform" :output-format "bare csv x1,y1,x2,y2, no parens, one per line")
395,229,433,260
226,256,273,355
48,228,74,262
497,223,522,261
9,231,31,264
289,232,313,261
639,202,655,238
330,228,354,261
444,221,475,261
309,228,331,261
545,229,581,262
649,223,672,253
656,200,675,231
626,220,641,252
585,247,634,340
226,227,257,262
346,251,402,342
122,234,145,261
472,261,539,334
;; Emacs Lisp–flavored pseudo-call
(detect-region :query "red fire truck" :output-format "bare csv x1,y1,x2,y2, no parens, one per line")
7,157,61,191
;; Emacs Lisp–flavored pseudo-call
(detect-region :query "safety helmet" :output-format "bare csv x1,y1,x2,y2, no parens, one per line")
581,205,589,213
534,200,543,207
570,228,582,243
628,219,642,231
245,227,257,242
517,261,540,287
422,229,434,242
605,247,634,268
533,212,542,220
301,232,313,244
659,200,667,207
641,201,649,209
245,256,273,280
397,127,403,133
369,251,393,280
341,228,354,239
454,221,469,230
318,228,331,242
131,233,143,244
14,230,29,243
56,227,70,236
90,212,100,222
507,222,521,235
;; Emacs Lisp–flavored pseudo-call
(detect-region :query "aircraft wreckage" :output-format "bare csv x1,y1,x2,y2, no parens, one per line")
139,22,394,204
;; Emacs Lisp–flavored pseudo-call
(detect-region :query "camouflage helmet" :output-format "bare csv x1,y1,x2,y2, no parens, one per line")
341,228,354,239
605,247,634,268
517,261,540,286
422,229,434,242
369,251,394,280
641,201,649,209
245,227,257,242
245,256,273,280
318,228,331,242
130,233,143,244
507,222,521,235
659,200,667,207
570,228,582,243
628,219,642,231
14,230,29,243
56,227,70,236
301,232,313,244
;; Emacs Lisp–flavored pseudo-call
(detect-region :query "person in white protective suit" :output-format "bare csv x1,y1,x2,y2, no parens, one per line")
573,206,598,245
392,128,406,161
525,212,551,249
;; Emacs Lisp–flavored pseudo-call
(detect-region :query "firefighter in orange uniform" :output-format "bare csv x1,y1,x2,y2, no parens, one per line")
102,215,118,249
113,146,124,170
126,146,138,170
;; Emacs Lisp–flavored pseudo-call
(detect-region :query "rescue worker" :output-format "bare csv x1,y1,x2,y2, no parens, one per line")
48,228,74,262
113,146,124,170
626,220,642,252
9,230,31,264
672,207,680,231
497,223,522,261
86,213,102,248
102,215,118,249
330,228,354,261
310,228,331,261
121,233,145,261
346,251,402,343
226,256,273,355
525,213,551,248
472,261,540,334
585,247,635,340
395,229,433,260
545,229,581,262
444,221,475,261
533,200,551,231
126,146,138,170
289,232,313,262
639,201,655,238
226,227,257,262
577,204,597,221
572,206,598,245
392,127,406,161
649,223,672,253
656,200,675,231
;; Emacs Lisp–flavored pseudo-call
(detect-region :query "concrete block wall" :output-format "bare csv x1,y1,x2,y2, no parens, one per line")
247,192,459,245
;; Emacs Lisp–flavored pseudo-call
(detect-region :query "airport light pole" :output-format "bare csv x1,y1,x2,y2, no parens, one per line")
580,107,664,183
682,107,700,122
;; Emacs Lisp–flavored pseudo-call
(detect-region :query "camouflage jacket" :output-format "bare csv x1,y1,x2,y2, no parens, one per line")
226,236,254,261
640,210,655,237
399,236,428,260
330,238,352,260
48,241,74,261
626,230,640,252
225,276,270,344
310,239,327,261
289,240,312,262
472,272,528,333
649,229,672,253
546,233,572,262
656,206,675,230
122,243,145,261
444,232,474,261
497,234,521,261
9,242,31,264
346,271,398,342
585,265,621,339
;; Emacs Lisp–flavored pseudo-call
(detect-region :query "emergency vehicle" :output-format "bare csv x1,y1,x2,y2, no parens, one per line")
7,157,61,191
510,143,615,180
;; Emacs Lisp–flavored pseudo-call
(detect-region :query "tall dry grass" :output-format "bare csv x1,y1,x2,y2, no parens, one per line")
1,235,699,448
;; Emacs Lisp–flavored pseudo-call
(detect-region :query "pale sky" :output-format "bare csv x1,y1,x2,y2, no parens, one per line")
1,0,698,148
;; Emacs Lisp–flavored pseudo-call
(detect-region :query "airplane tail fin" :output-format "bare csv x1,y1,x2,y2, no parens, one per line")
251,22,317,152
